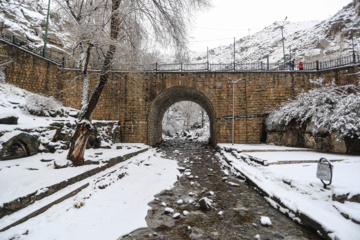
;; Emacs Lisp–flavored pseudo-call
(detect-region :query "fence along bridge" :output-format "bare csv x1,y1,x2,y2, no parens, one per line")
1,33,359,145
1,32,359,72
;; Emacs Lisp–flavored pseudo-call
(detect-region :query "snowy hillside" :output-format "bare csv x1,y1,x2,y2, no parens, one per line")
0,0,71,54
189,3,360,65
1,1,358,65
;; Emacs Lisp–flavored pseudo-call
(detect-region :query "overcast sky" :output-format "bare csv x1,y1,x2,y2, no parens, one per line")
188,0,353,52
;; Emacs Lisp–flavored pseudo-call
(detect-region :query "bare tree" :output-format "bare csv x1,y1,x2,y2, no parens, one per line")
60,0,211,166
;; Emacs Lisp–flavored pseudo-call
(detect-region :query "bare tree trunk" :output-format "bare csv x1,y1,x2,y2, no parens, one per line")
67,0,121,166
67,121,92,166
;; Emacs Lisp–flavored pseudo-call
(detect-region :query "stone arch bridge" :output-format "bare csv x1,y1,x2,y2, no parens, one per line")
1,41,359,146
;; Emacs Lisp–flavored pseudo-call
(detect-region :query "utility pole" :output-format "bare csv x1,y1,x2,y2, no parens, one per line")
352,34,356,64
233,37,236,71
207,46,209,70
281,16,287,70
228,78,243,145
43,0,51,57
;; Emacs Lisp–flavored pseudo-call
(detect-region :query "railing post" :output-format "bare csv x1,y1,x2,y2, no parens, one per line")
267,55,269,70
180,62,182,71
155,62,157,71
62,57,65,68
353,53,356,64
316,60,319,71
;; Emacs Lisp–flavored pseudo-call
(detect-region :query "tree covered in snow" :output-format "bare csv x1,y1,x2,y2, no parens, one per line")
266,83,360,139
59,0,211,166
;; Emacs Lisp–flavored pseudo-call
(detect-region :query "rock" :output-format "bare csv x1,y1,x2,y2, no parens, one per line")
84,159,100,165
304,133,316,148
199,197,212,210
172,213,181,219
40,159,54,162
0,133,39,160
176,199,184,205
164,207,174,214
54,160,71,169
317,39,330,49
52,127,72,142
330,132,346,153
260,216,272,226
183,210,190,216
189,227,205,239
0,116,18,125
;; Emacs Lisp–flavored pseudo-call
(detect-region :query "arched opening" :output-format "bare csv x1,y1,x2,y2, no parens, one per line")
147,86,216,146
162,101,210,142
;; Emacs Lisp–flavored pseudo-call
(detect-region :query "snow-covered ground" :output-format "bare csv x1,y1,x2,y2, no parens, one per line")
0,143,148,205
0,149,178,240
219,143,360,240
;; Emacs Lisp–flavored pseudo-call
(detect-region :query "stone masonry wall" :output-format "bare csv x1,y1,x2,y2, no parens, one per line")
1,41,358,145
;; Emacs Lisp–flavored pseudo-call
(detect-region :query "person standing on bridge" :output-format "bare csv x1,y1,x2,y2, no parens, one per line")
290,59,295,70
298,61,304,70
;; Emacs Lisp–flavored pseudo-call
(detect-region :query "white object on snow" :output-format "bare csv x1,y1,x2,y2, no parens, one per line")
183,210,190,216
260,216,272,226
164,207,174,214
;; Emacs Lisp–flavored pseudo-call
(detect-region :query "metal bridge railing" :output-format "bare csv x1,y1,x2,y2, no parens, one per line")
1,32,64,65
1,32,359,72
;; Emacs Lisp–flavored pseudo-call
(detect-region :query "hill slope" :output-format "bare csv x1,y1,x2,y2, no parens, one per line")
189,3,360,65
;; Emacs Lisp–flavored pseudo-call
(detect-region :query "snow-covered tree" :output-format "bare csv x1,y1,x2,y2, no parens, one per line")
61,0,211,166
266,83,360,140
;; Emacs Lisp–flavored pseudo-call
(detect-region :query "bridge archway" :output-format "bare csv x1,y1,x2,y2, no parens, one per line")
147,86,217,146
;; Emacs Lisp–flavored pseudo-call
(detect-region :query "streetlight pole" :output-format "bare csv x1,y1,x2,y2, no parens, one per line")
43,0,51,57
229,78,243,146
281,16,287,70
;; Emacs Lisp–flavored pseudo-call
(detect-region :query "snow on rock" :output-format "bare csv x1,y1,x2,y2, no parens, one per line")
183,210,190,216
173,213,181,219
176,199,184,205
161,202,167,207
260,216,272,226
53,159,72,169
164,207,174,214
199,197,212,210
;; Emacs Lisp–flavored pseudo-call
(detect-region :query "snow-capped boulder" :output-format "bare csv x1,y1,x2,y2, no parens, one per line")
0,132,39,160
260,216,272,226
199,197,212,210
0,114,18,125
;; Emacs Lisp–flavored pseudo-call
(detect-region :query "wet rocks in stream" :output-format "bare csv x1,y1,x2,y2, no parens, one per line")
120,140,322,240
